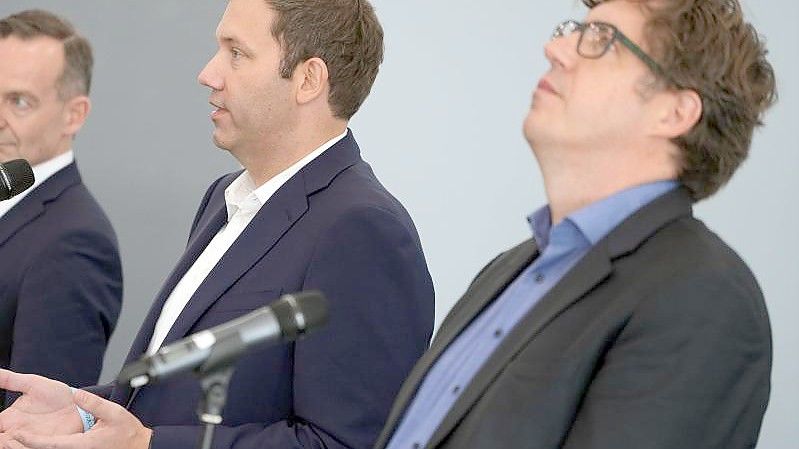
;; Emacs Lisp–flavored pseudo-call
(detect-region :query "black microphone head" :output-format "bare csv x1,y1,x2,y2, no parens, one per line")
0,159,35,200
271,290,328,341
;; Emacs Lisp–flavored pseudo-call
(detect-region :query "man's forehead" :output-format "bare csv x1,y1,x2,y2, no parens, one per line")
0,36,64,70
585,2,646,25
585,1,649,40
0,36,64,91
215,22,247,45
214,14,247,43
215,0,275,43
0,35,63,57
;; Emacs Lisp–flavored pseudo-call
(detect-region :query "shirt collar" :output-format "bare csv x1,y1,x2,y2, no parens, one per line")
31,150,75,184
224,130,348,220
0,150,75,219
527,205,553,250
528,180,678,249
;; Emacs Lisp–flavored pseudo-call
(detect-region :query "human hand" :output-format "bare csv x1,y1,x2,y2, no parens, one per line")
0,370,82,436
10,389,152,449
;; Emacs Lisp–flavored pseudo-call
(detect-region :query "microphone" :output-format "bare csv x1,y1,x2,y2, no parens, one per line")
0,159,35,201
117,290,328,388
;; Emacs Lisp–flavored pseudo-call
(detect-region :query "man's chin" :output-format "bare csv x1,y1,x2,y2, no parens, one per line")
522,113,541,145
211,132,232,151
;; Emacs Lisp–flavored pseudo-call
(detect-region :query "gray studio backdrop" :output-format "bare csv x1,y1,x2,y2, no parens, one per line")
1,1,796,447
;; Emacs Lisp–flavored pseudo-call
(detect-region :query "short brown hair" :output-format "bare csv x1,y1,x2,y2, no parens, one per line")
265,0,384,119
0,9,93,99
583,0,777,201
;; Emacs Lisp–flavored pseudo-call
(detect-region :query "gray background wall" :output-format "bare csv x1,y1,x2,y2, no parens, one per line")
1,1,796,447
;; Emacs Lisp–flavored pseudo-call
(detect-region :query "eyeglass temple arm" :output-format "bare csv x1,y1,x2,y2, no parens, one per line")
614,32,668,78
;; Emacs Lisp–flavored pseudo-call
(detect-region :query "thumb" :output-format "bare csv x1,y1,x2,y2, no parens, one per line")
73,389,121,422
0,369,32,395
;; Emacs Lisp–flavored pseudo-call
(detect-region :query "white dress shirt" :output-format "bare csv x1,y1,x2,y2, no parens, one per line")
0,150,75,219
147,131,347,354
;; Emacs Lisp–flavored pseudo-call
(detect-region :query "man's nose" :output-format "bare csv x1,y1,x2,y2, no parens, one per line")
198,52,224,91
544,32,579,71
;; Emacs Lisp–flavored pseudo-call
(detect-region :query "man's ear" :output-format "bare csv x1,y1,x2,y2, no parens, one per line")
296,57,329,105
651,88,703,139
63,95,91,136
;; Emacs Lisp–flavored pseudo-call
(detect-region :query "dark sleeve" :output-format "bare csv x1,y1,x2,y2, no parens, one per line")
83,383,114,400
561,271,772,449
8,229,122,401
148,206,435,449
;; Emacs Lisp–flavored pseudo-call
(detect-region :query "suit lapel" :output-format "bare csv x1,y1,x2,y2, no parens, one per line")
429,240,540,367
426,245,613,448
0,163,80,247
376,240,539,448
157,177,309,347
112,196,229,405
0,200,43,247
123,203,228,363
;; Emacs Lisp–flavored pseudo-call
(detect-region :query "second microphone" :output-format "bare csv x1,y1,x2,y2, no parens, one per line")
117,290,328,388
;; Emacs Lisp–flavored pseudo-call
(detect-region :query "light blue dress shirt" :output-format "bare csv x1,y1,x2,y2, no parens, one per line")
386,180,678,449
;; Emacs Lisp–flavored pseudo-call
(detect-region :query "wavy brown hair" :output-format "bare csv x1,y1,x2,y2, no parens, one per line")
0,9,93,100
265,0,384,120
583,0,777,201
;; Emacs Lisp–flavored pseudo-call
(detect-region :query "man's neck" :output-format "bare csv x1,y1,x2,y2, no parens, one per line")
241,122,348,187
537,143,678,225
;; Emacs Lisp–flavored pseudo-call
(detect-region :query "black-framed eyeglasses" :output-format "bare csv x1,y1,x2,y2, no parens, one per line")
552,20,669,82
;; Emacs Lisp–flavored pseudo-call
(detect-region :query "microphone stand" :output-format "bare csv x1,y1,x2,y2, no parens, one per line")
194,334,247,449
198,367,234,449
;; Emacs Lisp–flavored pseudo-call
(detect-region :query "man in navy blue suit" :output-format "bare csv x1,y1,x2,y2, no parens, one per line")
0,10,122,409
0,1,434,448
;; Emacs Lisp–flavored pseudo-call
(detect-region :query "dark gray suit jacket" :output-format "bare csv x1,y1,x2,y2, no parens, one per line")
376,188,771,449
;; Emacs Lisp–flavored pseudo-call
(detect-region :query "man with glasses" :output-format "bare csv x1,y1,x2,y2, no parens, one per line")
375,1,776,448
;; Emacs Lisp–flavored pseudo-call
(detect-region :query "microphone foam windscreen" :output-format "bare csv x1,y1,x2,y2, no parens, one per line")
3,159,35,198
272,290,328,341
293,290,329,330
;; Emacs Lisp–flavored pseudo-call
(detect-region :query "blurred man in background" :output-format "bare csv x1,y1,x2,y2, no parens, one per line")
0,9,122,410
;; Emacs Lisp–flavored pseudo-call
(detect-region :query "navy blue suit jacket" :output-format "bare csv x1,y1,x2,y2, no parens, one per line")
0,162,122,409
106,132,435,449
